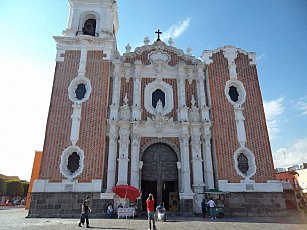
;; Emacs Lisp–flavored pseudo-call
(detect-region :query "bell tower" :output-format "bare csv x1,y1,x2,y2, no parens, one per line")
28,0,119,218
63,0,119,38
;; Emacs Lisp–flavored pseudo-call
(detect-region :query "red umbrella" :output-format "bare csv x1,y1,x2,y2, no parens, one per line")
112,185,141,202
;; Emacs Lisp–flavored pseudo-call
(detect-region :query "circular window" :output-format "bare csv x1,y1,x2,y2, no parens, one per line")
68,76,92,103
60,145,84,179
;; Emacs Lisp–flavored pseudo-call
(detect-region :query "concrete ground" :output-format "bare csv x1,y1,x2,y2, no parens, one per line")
0,207,306,230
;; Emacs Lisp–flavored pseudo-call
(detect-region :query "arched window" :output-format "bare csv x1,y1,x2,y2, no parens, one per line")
152,89,165,108
83,19,96,36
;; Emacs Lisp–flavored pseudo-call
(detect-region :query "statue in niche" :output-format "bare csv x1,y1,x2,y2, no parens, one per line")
155,99,163,115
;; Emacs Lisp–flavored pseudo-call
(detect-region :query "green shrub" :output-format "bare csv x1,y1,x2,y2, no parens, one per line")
0,178,6,195
22,182,29,197
5,180,24,196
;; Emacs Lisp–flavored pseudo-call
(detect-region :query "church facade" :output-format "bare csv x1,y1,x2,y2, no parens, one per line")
28,0,285,217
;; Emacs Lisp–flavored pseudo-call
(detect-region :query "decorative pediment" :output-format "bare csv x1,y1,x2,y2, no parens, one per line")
125,40,201,66
149,50,170,64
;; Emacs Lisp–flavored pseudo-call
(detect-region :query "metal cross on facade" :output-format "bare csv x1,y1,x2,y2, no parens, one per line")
155,29,162,41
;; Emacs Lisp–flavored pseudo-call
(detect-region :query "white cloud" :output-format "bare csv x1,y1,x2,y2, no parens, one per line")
296,96,307,116
273,138,307,168
263,98,284,140
263,98,284,120
161,17,191,41
257,52,267,61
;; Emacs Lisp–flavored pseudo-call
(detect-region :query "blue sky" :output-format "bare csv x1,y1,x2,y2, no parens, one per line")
0,0,306,180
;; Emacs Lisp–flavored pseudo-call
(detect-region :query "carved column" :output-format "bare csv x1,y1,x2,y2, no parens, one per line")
176,162,182,193
132,60,142,120
197,66,210,122
117,122,130,185
202,124,214,189
70,102,82,146
179,133,193,193
130,126,140,189
106,122,118,192
190,125,205,193
177,62,189,121
110,59,121,120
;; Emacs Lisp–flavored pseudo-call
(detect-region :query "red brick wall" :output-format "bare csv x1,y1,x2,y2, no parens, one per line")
39,50,110,182
185,79,198,106
208,51,275,183
236,53,275,182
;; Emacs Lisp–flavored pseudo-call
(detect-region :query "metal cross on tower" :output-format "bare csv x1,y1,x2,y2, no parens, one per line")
155,29,162,41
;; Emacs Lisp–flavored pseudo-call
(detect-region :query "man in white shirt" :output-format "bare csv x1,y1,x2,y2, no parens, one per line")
207,197,216,219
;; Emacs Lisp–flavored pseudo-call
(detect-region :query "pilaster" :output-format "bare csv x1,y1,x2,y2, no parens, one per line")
201,123,214,189
106,121,118,192
179,127,193,194
130,123,141,189
117,122,130,185
190,124,205,193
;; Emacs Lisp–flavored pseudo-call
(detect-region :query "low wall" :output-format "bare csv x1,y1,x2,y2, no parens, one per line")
224,192,287,216
28,192,112,218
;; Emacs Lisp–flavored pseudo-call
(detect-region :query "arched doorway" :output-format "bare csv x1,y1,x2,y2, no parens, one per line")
141,143,179,211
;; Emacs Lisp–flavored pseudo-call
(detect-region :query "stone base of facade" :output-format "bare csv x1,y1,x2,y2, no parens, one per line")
28,192,112,218
179,193,194,214
224,192,287,216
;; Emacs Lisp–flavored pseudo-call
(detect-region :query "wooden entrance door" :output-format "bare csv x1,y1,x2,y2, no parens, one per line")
141,143,178,210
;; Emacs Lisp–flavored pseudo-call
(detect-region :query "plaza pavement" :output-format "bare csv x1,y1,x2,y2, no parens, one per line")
0,207,306,230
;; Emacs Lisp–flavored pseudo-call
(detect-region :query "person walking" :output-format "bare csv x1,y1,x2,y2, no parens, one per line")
207,197,216,219
78,196,91,228
146,193,156,230
201,198,207,218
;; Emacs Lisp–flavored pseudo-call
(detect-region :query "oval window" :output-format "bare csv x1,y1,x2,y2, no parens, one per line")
229,86,239,102
75,84,87,100
237,153,249,174
67,152,80,174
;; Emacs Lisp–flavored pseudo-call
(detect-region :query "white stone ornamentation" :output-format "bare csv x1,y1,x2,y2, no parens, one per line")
125,43,131,53
224,79,246,107
189,95,200,122
147,115,173,134
233,146,256,180
144,80,174,115
60,145,85,180
144,36,150,46
68,76,92,103
119,94,131,121
148,50,171,64
168,38,174,46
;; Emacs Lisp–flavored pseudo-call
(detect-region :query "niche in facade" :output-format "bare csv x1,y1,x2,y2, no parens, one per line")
152,89,165,108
